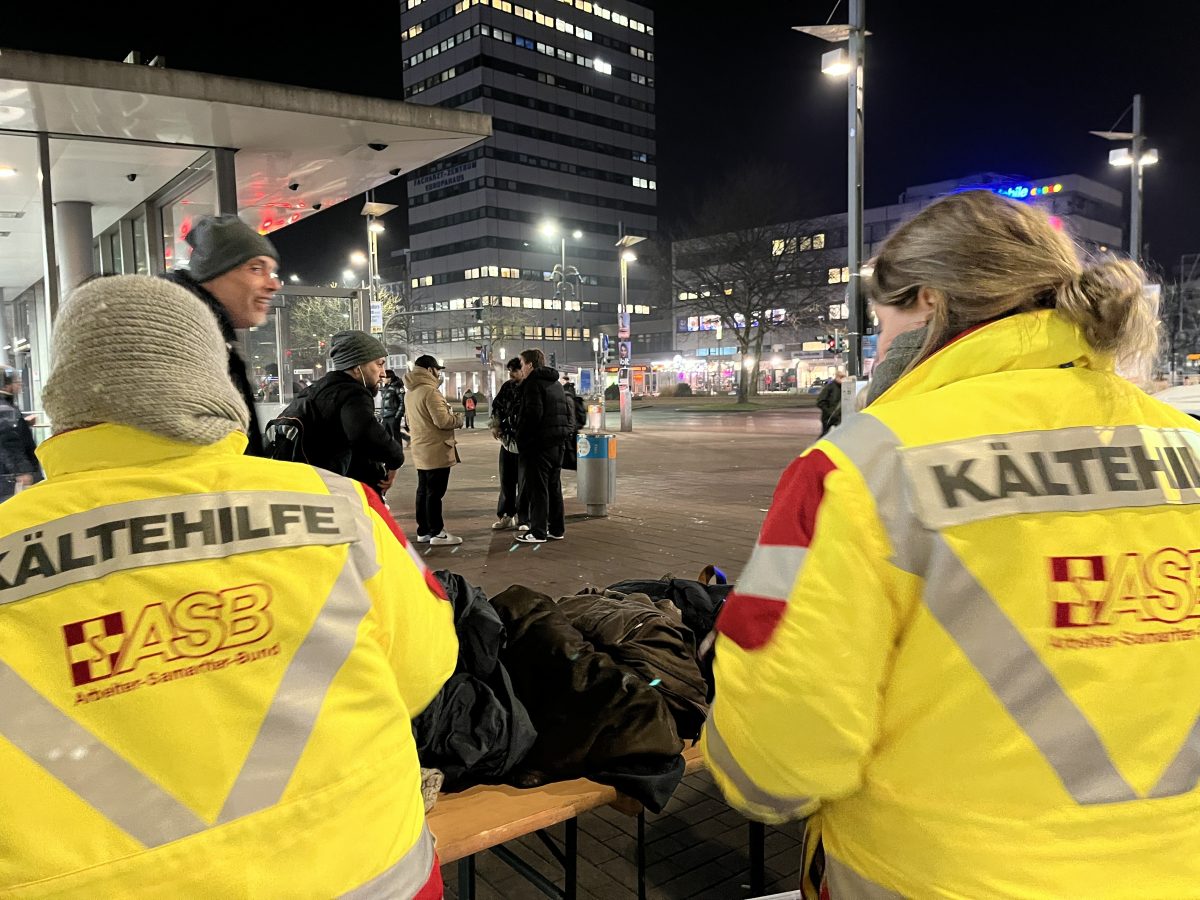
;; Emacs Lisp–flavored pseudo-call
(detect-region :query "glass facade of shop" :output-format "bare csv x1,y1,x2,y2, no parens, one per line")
0,134,365,443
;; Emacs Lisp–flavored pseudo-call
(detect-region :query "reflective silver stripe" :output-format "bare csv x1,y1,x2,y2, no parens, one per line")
825,853,904,899
824,414,930,576
1150,716,1200,798
0,490,359,605
218,473,378,823
705,716,811,819
735,544,807,602
829,415,1139,805
901,425,1200,530
341,825,436,899
923,538,1136,804
0,658,206,847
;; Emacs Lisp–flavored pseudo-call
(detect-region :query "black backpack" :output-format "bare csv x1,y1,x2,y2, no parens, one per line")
263,392,317,462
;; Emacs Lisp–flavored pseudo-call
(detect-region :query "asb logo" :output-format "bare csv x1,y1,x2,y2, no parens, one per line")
62,584,273,687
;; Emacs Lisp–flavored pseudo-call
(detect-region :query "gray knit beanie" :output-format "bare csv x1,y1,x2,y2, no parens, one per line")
44,275,250,444
330,330,388,371
185,215,280,284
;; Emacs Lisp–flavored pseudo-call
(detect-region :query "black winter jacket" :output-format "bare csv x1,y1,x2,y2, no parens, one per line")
0,397,38,481
300,371,405,487
517,367,574,453
161,270,264,455
491,585,686,810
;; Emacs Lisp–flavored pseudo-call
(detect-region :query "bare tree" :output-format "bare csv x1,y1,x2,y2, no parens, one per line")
1161,256,1200,381
672,166,829,402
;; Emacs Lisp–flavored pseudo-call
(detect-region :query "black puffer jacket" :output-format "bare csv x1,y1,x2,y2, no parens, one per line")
517,367,574,453
491,585,686,810
557,590,709,740
299,371,404,487
161,270,264,455
413,572,537,791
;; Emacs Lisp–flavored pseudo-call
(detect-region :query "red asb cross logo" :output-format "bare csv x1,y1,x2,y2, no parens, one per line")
62,612,127,686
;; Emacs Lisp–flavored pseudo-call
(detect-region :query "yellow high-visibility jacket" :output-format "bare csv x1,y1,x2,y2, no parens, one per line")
704,311,1200,898
0,425,457,898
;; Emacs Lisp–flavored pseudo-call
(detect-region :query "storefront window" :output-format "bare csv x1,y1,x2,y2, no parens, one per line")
108,231,123,274
132,214,149,274
161,178,216,272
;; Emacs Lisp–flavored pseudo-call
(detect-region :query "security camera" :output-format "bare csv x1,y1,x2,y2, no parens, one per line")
126,173,137,182
312,203,323,211
389,168,402,176
367,142,388,152
288,182,300,191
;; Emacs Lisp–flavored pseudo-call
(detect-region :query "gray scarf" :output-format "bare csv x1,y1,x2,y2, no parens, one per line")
865,326,928,406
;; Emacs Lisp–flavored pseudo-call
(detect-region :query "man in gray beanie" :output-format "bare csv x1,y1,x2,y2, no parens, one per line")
0,274,457,897
281,329,405,501
162,214,282,455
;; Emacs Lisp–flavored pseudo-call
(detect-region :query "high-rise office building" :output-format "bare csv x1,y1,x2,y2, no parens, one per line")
397,0,656,394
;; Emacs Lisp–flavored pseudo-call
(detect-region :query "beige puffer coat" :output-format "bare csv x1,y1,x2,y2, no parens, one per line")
403,368,464,470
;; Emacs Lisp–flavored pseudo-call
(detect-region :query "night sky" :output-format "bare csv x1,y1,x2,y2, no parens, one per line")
7,1,1199,279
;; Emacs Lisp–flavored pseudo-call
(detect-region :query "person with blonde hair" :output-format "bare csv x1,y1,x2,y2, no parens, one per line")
705,191,1200,898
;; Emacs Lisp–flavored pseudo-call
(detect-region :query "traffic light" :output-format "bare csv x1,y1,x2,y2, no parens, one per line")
826,335,837,353
549,351,558,368
473,297,483,322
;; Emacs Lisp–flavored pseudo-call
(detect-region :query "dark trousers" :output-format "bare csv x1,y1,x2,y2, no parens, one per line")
465,410,476,428
520,446,564,539
497,447,520,518
415,467,451,537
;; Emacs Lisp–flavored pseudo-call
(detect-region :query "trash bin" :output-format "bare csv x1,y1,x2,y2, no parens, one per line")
577,432,617,516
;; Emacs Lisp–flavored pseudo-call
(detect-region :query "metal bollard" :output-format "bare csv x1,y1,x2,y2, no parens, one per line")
577,432,617,516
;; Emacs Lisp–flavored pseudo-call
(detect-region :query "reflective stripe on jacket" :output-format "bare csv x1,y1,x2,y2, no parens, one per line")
0,424,456,898
704,310,1200,898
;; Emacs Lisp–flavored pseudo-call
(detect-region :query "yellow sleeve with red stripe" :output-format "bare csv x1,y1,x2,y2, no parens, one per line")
362,489,457,718
702,444,902,823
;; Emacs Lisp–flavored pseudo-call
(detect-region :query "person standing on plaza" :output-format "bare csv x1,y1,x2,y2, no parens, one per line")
0,274,455,898
704,191,1200,898
462,390,478,429
288,330,404,502
381,368,406,441
514,348,573,544
489,357,525,530
0,366,39,502
815,370,845,435
405,354,464,545
163,214,282,455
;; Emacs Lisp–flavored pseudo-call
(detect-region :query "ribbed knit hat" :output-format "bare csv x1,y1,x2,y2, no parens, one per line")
330,330,388,371
185,215,279,284
44,275,250,444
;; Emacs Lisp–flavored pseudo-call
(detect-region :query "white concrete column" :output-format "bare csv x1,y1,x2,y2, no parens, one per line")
54,201,95,293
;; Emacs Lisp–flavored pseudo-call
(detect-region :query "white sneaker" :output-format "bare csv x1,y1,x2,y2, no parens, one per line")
548,533,565,541
518,524,530,532
491,516,515,530
430,532,463,546
515,532,546,544
416,534,432,543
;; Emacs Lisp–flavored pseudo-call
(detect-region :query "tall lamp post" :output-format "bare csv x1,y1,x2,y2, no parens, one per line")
616,234,645,433
362,195,397,335
540,221,583,366
795,0,868,380
1091,94,1158,261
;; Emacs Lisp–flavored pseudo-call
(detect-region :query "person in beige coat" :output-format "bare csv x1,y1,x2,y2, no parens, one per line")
404,355,465,545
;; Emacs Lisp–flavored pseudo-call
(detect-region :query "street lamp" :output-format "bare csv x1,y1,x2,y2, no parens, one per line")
361,195,398,333
1091,94,1158,261
540,220,584,367
615,233,645,432
795,2,868,381
289,274,300,283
